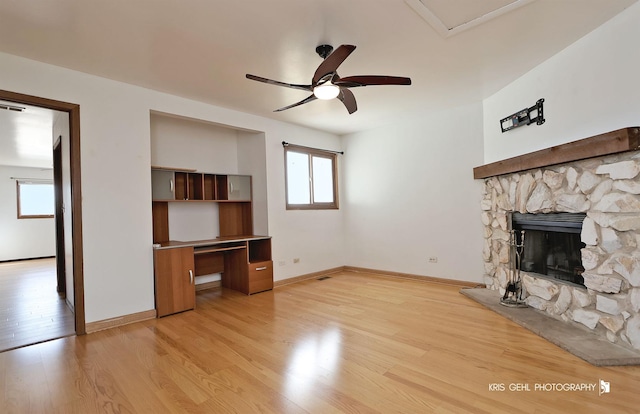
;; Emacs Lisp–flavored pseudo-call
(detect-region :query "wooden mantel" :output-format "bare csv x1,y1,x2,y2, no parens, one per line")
474,127,640,179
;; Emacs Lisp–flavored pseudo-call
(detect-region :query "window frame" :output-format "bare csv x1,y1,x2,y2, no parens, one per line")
16,180,55,219
284,144,339,210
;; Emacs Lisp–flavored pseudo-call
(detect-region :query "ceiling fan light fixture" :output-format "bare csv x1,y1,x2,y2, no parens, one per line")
313,83,340,100
246,44,410,114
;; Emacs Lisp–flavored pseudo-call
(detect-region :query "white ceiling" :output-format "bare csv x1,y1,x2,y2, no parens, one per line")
0,0,637,166
0,101,63,169
422,0,522,29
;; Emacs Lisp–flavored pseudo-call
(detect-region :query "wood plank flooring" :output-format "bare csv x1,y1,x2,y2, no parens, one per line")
1,271,639,413
0,258,75,352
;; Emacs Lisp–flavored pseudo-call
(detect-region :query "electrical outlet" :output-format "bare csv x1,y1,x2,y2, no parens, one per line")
278,261,286,266
428,257,438,263
293,258,300,264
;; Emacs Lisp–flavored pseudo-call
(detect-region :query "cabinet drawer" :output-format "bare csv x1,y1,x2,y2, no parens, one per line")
248,260,273,294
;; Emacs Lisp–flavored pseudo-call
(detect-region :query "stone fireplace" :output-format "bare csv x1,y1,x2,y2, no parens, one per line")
476,127,640,352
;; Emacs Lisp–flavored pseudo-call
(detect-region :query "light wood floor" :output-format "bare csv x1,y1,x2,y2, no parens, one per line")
0,258,75,352
1,271,639,413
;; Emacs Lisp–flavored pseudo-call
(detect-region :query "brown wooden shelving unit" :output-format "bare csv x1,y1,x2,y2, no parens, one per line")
151,167,272,317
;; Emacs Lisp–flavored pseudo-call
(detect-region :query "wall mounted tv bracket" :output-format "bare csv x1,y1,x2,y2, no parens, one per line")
500,98,545,133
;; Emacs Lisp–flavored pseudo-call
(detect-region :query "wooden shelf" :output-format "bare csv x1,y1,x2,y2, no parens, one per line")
151,165,197,172
152,169,251,202
249,238,272,263
151,170,253,241
473,127,640,179
204,174,215,200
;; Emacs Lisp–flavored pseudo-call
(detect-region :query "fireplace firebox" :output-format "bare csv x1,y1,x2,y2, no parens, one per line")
511,212,586,286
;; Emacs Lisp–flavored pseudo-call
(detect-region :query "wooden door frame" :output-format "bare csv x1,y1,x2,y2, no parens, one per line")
0,89,85,335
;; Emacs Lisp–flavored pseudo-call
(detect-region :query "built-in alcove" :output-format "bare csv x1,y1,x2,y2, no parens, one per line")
149,111,269,286
150,112,268,236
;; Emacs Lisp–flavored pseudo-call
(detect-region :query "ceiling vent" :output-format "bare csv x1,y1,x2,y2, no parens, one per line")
0,103,26,112
405,0,536,38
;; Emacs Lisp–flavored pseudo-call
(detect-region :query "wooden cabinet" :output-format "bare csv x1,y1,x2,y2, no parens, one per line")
216,238,273,294
154,247,196,317
151,170,175,200
247,238,273,294
227,175,252,200
152,169,204,201
248,260,273,294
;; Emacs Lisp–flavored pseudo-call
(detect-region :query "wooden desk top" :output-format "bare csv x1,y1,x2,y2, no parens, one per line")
154,235,270,250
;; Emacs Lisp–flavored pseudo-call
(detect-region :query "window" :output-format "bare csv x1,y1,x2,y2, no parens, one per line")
17,180,54,219
285,145,338,210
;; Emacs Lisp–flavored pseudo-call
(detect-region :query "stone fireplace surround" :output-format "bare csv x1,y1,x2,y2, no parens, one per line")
476,127,640,352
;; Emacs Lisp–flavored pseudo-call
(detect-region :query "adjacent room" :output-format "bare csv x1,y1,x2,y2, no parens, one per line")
0,103,75,351
1,1,640,412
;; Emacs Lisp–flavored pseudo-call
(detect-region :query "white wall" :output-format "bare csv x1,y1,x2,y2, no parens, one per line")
150,113,240,173
0,50,344,323
0,165,55,261
237,131,269,236
342,102,485,282
483,2,640,163
151,113,234,242
266,133,346,280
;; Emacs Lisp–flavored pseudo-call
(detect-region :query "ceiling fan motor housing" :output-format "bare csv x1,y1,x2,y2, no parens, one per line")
316,44,334,59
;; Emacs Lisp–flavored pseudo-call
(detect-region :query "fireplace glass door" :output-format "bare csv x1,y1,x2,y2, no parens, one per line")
512,212,586,286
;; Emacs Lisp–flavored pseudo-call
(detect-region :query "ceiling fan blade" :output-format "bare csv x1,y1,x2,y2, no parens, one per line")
274,94,317,112
337,88,357,114
312,45,356,85
246,74,312,92
334,75,412,88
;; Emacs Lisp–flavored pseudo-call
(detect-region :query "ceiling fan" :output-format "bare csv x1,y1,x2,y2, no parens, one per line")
246,44,411,114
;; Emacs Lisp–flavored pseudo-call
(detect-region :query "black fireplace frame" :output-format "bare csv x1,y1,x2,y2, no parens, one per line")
511,212,586,286
511,212,585,234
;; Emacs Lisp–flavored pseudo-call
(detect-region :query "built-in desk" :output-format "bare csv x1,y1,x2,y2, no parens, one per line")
153,236,272,317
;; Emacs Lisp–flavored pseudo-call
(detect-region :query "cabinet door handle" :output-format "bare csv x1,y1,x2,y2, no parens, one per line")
170,179,174,193
189,269,194,284
229,181,234,194
255,266,267,271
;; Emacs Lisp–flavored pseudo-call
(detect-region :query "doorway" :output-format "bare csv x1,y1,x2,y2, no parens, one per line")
0,89,85,350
